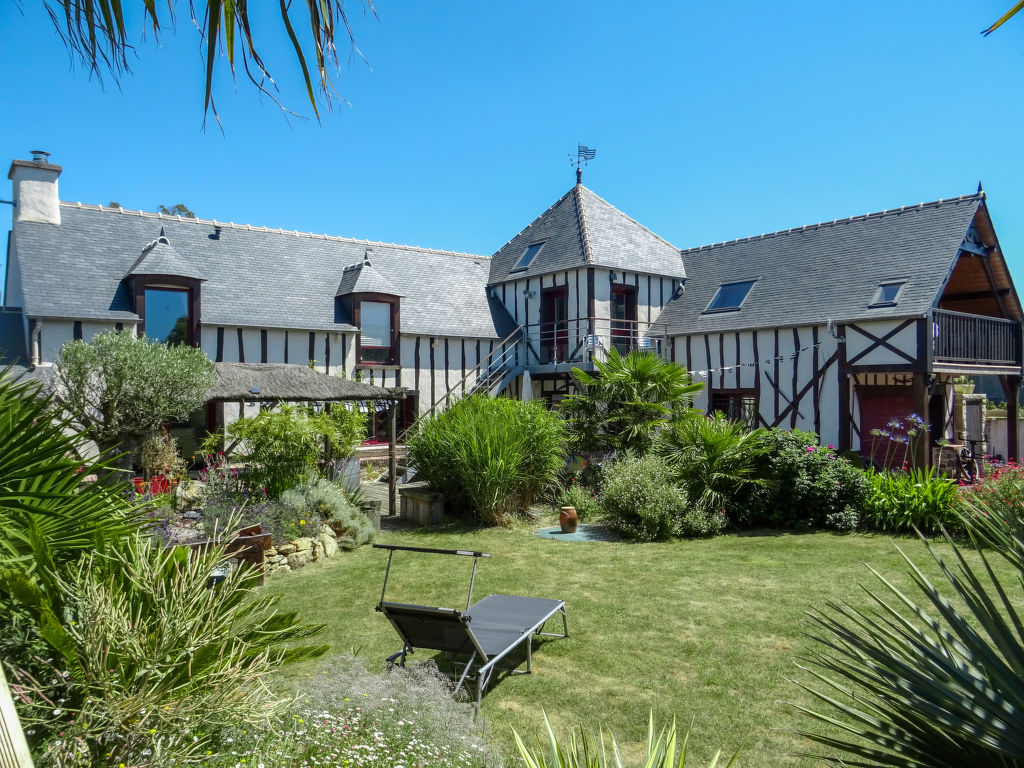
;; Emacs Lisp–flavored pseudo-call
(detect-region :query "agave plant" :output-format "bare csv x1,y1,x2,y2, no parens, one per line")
513,711,740,768
789,492,1024,766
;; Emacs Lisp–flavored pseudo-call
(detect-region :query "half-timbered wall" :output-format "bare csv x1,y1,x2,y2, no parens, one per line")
491,266,679,355
673,317,938,451
673,324,845,444
200,326,356,375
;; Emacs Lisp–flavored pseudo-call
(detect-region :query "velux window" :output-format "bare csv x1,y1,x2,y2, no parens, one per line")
513,242,544,271
705,279,756,313
359,300,393,363
871,280,906,307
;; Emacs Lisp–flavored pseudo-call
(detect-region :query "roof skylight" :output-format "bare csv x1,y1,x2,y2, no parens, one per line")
871,280,906,307
705,280,756,313
513,242,544,271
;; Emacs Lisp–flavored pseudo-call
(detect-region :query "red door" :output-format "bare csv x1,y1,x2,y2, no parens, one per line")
611,285,637,354
540,287,568,363
858,388,916,468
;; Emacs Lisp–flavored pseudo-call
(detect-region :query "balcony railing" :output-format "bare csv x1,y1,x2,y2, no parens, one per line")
523,317,668,365
932,309,1022,367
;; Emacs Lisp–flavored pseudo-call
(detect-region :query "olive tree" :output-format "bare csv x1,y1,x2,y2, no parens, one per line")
55,330,214,465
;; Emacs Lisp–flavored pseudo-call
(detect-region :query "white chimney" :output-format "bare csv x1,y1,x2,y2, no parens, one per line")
8,151,62,225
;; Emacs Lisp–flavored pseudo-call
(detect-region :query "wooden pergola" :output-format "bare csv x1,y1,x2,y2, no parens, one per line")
204,363,406,515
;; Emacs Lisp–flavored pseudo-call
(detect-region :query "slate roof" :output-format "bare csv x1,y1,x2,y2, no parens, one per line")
336,256,403,297
657,193,984,336
488,184,686,283
126,229,205,280
14,204,514,339
0,309,27,364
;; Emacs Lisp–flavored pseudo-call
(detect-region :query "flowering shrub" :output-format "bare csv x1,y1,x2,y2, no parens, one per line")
279,478,375,545
203,655,499,768
733,429,870,531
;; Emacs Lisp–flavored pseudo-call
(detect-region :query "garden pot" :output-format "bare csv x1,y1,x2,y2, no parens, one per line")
559,506,578,534
133,477,148,494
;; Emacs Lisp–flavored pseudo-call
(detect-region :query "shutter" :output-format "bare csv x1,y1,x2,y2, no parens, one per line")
361,301,391,347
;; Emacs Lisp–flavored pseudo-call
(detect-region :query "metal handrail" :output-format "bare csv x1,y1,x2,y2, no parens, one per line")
398,325,525,441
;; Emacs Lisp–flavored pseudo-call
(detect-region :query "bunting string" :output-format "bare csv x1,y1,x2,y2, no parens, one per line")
690,340,828,379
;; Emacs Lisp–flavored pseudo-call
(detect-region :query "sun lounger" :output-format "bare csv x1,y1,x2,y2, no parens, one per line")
373,543,568,712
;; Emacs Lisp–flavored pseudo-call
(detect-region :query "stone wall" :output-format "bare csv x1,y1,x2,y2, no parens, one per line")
263,524,355,575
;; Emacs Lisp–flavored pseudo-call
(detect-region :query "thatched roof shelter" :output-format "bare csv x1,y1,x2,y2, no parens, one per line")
205,362,400,402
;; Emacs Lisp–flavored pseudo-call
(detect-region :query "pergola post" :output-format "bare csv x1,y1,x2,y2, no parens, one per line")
1001,375,1021,462
388,401,398,516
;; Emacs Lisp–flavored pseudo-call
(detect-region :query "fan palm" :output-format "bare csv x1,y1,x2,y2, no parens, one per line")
561,348,703,454
655,412,769,516
984,4,1024,35
789,493,1024,766
0,368,145,577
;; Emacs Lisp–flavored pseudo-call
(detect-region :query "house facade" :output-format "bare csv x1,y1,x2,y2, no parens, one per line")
3,153,1022,463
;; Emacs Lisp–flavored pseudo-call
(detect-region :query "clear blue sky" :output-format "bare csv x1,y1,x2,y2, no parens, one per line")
3,1,1024,300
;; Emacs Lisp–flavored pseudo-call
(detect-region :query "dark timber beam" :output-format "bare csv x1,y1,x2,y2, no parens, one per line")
913,372,929,469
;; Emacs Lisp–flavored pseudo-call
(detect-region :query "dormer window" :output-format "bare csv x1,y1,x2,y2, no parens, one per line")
871,280,906,307
358,299,397,364
705,279,756,313
513,242,545,271
145,288,190,345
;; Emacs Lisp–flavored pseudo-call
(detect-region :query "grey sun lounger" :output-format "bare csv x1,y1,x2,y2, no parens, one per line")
373,544,568,712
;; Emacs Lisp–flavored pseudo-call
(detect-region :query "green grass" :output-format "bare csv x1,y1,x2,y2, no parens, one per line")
265,520,1015,766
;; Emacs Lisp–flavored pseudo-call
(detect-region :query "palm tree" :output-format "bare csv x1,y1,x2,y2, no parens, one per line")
38,1,377,123
984,3,1023,35
654,412,769,516
560,348,703,455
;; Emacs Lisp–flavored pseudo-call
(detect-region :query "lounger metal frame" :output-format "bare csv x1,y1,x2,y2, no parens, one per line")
373,543,568,712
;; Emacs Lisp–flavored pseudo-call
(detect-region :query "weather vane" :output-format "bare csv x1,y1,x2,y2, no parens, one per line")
569,144,596,183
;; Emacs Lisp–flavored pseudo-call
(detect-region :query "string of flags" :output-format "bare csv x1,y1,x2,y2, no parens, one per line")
690,340,829,379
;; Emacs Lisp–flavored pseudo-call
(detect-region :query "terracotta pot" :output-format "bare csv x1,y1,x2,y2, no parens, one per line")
559,506,578,534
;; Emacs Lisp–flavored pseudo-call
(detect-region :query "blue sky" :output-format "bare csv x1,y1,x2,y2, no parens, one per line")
3,1,1024,300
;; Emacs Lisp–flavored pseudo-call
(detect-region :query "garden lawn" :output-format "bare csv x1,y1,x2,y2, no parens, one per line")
266,524,1014,766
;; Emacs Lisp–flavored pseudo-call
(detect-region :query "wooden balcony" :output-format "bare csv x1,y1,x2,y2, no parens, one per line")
932,309,1022,370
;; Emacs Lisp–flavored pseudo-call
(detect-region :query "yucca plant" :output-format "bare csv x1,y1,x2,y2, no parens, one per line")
789,492,1024,766
513,711,740,768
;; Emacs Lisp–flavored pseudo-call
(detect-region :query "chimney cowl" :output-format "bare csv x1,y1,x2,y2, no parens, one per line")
30,150,51,164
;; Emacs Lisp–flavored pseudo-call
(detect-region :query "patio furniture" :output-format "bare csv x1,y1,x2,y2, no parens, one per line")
373,543,568,712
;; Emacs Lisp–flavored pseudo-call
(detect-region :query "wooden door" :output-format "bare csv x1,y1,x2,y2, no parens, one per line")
541,286,569,363
858,387,916,468
611,285,637,354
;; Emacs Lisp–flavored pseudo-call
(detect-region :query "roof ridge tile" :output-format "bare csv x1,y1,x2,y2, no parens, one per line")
58,201,490,261
679,192,983,255
574,185,595,264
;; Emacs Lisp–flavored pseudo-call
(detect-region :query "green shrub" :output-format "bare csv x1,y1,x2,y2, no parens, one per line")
278,478,374,546
733,429,871,531
406,395,567,526
514,711,740,767
862,468,958,533
600,454,701,540
557,482,602,522
655,413,768,520
214,403,366,498
15,533,327,767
